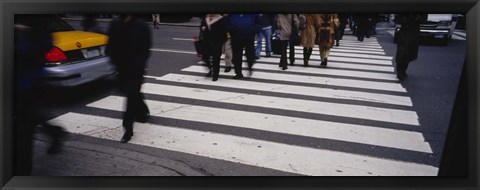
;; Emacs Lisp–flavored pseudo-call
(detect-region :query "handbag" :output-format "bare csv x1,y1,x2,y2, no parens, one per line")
193,35,208,57
290,14,301,46
271,30,282,55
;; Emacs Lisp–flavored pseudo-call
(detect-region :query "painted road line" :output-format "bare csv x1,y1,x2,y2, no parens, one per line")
50,112,437,176
253,58,395,72
150,48,197,54
87,96,431,153
147,73,412,106
214,61,398,81
173,38,195,41
182,65,406,92
140,83,420,126
262,56,393,66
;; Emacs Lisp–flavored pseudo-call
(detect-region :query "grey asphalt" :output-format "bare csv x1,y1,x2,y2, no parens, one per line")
30,17,466,176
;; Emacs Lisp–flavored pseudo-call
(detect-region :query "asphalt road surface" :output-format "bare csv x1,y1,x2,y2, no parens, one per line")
31,19,467,176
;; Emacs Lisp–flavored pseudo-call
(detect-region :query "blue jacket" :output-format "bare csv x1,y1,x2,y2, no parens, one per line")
226,14,262,39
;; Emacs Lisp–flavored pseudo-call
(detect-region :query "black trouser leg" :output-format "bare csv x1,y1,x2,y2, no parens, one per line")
211,42,223,78
289,41,295,64
122,79,145,133
231,37,244,75
280,40,289,68
244,36,255,69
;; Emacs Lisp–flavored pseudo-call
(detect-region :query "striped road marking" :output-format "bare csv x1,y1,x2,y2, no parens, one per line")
46,34,438,176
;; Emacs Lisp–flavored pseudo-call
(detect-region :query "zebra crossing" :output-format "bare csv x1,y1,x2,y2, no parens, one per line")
46,34,438,176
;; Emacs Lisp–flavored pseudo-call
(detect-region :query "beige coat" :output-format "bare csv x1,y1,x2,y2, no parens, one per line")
300,14,320,48
276,14,299,41
314,14,339,48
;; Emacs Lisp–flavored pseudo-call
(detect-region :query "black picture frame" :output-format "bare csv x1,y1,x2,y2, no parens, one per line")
1,0,478,189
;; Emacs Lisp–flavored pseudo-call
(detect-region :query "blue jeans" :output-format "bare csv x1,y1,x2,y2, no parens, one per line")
255,27,272,57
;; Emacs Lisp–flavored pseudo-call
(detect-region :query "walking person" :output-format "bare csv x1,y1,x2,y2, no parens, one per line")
395,14,427,80
315,14,339,68
354,14,369,41
106,14,152,143
275,14,299,70
222,31,233,72
14,16,67,175
152,14,160,29
335,14,349,46
255,14,275,59
200,14,228,81
300,14,319,66
226,14,262,79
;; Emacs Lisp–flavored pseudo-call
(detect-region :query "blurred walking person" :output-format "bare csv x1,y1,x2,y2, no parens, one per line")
301,14,319,66
152,14,160,29
255,14,275,59
226,14,262,79
395,14,427,80
315,14,339,68
14,16,67,175
106,14,152,143
335,14,349,46
354,14,370,41
200,14,228,81
275,14,299,70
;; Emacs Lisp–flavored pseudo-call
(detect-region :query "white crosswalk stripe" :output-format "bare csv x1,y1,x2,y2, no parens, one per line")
48,34,438,176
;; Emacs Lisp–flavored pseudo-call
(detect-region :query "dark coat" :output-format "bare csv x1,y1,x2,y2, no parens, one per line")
14,19,53,90
200,17,228,45
106,16,152,80
226,14,263,39
395,14,427,63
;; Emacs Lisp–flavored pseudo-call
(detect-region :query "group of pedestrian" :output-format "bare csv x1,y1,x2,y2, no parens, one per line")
197,14,347,80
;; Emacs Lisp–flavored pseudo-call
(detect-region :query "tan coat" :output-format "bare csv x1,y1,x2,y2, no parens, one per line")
314,14,340,48
300,14,320,48
276,14,299,41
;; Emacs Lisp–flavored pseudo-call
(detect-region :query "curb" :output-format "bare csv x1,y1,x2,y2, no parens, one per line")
62,17,199,28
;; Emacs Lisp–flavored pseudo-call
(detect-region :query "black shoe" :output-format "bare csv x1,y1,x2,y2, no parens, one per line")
206,71,212,77
255,56,260,60
120,131,133,143
212,77,218,81
282,66,287,70
304,60,309,67
336,43,339,47
224,66,232,73
248,67,253,76
266,53,271,57
233,74,243,79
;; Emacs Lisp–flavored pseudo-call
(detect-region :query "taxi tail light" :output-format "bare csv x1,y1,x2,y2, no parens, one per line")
45,47,67,65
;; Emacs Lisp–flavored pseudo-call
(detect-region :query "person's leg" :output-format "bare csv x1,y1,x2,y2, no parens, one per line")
223,39,233,70
212,42,223,81
231,38,244,78
320,47,326,67
303,47,309,66
280,40,289,69
323,48,331,67
255,30,264,59
245,36,256,71
265,27,272,57
289,41,295,65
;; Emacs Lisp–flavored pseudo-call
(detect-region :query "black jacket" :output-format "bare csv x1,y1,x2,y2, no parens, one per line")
200,17,228,44
106,16,152,79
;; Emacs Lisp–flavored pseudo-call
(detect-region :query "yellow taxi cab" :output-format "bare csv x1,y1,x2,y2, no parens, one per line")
17,15,115,87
